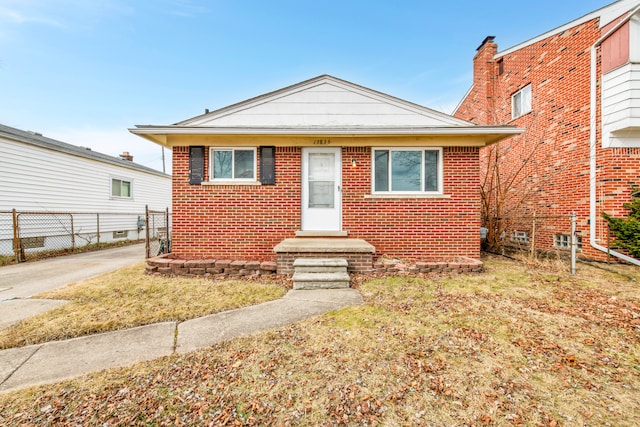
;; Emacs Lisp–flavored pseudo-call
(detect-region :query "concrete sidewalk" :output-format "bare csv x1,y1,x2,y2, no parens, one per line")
0,288,362,393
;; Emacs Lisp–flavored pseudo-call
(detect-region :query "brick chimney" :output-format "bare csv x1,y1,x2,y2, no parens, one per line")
472,36,498,125
119,151,134,161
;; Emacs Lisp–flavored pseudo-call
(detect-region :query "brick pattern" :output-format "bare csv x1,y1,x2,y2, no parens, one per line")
171,145,482,263
145,254,277,278
455,17,640,261
145,254,483,277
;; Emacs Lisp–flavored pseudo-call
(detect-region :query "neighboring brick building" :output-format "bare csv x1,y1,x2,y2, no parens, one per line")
131,75,518,273
455,0,640,263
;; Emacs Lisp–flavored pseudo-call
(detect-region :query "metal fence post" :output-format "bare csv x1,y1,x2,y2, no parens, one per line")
570,212,577,275
70,213,75,251
145,205,150,259
530,212,537,260
12,209,22,263
165,207,170,253
96,213,100,246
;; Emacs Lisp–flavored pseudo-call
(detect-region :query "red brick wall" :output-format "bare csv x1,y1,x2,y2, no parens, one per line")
171,145,481,262
455,16,640,261
172,146,301,261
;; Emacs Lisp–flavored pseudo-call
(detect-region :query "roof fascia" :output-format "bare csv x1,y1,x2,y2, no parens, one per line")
495,0,640,58
130,125,523,139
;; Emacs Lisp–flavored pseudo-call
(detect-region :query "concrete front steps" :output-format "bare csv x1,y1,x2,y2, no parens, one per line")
292,258,350,290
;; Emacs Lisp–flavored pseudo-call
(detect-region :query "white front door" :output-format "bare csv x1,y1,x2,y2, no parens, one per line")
301,147,341,231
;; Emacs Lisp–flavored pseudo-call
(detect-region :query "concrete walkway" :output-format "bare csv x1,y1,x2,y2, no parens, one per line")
0,244,145,328
0,288,362,393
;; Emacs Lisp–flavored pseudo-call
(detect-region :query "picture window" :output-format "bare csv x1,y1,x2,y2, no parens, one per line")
372,148,442,194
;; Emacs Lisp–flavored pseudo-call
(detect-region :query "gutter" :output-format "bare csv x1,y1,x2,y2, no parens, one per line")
589,5,640,266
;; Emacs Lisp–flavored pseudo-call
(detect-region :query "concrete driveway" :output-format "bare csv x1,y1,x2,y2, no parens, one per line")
0,244,145,328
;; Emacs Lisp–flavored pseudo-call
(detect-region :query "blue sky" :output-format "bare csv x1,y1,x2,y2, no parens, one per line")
0,0,612,172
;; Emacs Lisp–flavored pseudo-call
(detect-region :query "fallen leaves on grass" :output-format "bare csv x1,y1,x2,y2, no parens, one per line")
1,255,639,426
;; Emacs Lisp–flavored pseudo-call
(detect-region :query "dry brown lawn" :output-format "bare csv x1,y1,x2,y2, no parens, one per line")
0,262,287,349
1,255,638,426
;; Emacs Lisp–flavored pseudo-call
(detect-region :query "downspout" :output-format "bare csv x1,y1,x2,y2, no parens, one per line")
589,5,640,266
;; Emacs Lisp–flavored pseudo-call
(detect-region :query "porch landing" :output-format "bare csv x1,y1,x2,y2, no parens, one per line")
274,238,376,275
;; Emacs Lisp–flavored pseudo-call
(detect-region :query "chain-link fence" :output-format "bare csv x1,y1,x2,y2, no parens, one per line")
145,207,171,259
1,206,171,263
483,213,579,273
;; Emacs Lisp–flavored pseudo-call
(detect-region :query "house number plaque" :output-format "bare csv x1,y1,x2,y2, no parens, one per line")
313,139,331,145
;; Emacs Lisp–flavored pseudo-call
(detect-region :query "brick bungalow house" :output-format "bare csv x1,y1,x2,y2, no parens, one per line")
131,75,519,277
454,0,640,264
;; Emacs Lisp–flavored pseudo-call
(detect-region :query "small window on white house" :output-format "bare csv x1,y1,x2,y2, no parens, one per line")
210,148,256,181
111,178,132,198
372,148,442,194
511,84,532,119
554,234,582,250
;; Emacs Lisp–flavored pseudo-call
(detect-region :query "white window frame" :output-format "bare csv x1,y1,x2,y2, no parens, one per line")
371,147,443,195
208,147,257,183
511,84,532,119
111,177,132,199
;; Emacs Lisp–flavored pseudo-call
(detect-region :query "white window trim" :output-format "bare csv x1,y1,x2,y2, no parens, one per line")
208,147,257,183
110,177,133,199
371,147,443,195
511,84,532,119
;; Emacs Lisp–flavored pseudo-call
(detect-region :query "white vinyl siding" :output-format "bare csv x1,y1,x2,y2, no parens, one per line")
372,148,442,195
602,63,640,147
0,138,170,212
185,80,469,128
0,136,171,256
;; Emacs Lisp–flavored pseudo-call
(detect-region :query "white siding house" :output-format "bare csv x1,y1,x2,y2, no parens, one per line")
0,124,171,256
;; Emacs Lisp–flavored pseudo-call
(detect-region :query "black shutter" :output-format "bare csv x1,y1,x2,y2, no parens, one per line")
189,146,205,184
260,146,275,184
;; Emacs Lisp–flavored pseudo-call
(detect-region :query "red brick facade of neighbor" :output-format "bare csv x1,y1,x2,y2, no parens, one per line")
454,0,640,263
132,75,518,275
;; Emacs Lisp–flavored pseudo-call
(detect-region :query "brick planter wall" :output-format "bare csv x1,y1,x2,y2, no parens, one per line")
145,254,482,278
373,256,483,274
145,254,277,278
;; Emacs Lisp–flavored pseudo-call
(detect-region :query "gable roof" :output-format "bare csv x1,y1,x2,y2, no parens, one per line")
131,75,521,147
0,123,168,177
497,0,640,57
179,74,470,128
